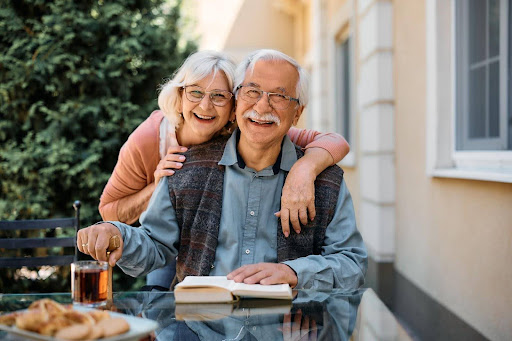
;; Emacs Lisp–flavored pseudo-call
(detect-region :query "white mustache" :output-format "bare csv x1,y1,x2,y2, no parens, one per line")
242,110,281,126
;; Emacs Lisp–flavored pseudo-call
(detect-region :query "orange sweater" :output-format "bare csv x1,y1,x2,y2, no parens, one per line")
99,110,347,221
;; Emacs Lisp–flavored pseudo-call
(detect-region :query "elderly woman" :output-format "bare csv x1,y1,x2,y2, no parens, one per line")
97,51,349,289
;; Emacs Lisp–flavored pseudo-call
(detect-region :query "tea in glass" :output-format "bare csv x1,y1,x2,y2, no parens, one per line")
71,260,108,306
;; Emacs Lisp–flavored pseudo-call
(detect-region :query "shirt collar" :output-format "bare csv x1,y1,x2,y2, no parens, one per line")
219,129,297,173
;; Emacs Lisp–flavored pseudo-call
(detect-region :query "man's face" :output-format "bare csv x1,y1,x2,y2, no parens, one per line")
235,60,304,149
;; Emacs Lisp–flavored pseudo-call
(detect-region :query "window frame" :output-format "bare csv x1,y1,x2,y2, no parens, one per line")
425,0,512,183
334,29,356,167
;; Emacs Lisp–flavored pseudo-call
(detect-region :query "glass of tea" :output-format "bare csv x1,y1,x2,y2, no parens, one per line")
71,260,109,307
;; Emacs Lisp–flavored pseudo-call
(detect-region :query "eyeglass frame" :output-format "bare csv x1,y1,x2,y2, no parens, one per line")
181,85,234,107
235,85,300,110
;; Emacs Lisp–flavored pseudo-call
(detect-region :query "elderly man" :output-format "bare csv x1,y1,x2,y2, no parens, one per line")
78,49,367,290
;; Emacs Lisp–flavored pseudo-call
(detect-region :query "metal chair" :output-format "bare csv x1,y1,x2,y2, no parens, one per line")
0,201,81,268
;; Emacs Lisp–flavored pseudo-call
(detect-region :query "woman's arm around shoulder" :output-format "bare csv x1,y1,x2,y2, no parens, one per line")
98,113,162,224
287,127,349,164
279,127,350,237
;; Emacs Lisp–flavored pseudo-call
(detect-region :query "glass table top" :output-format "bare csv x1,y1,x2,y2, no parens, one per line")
0,288,411,340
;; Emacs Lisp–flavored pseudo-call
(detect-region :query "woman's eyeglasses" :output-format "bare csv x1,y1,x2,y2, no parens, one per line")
182,86,233,107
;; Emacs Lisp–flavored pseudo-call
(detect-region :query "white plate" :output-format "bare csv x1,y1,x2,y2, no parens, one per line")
0,306,159,341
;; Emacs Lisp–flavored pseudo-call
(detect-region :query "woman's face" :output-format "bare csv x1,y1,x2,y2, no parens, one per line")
179,71,234,145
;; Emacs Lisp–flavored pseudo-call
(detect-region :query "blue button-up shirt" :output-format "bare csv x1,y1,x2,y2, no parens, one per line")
112,133,367,290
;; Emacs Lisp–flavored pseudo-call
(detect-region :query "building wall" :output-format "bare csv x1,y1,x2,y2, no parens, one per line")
193,0,512,339
393,0,512,340
194,0,244,52
196,0,295,63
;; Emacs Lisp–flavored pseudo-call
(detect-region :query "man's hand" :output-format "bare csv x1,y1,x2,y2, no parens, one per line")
281,309,317,341
77,223,124,267
227,263,298,288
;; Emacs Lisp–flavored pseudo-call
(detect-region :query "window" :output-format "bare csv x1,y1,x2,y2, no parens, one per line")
455,0,510,151
336,37,352,145
333,31,355,167
426,0,512,183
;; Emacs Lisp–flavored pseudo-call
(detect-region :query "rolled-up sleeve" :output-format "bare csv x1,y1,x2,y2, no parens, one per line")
283,180,367,290
111,177,180,277
287,127,349,164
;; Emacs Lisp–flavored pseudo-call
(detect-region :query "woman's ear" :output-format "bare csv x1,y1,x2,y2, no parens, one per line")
175,96,183,113
230,103,237,121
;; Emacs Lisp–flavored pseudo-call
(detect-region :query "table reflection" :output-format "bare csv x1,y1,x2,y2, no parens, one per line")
118,289,364,341
0,289,368,341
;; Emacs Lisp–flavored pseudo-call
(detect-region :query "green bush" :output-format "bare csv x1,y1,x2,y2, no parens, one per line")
0,0,196,292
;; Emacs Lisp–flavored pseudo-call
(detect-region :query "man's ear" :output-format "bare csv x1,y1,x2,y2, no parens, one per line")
292,106,304,126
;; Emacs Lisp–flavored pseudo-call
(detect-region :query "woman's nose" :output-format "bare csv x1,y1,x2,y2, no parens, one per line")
199,94,214,110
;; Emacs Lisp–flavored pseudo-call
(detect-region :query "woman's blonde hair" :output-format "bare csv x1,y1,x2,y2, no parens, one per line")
158,50,236,129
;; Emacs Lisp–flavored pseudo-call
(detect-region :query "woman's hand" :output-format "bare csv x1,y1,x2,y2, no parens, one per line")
77,223,124,267
154,146,187,186
278,163,316,237
278,147,334,237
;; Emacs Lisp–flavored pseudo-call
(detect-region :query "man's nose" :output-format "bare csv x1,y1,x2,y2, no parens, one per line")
199,94,213,110
254,92,273,112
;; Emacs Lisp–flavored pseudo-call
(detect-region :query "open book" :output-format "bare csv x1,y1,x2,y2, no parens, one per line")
174,276,293,303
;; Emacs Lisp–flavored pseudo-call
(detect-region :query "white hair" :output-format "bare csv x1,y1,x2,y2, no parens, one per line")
158,50,236,127
234,49,309,107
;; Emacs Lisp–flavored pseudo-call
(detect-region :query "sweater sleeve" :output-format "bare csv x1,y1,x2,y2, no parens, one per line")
286,127,349,164
98,112,162,221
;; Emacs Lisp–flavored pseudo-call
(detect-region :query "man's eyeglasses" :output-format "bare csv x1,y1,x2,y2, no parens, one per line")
236,85,300,110
182,86,234,107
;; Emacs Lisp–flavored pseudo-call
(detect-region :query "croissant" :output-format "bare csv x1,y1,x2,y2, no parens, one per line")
37,315,75,336
87,309,111,323
15,309,50,332
0,299,130,339
0,312,21,326
28,298,67,315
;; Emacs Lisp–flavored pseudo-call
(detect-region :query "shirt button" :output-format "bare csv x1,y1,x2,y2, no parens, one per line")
252,326,257,331
250,211,255,216
245,249,250,254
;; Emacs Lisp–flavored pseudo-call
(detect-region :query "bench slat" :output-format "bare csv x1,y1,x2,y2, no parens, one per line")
0,255,75,268
0,218,77,231
0,237,76,249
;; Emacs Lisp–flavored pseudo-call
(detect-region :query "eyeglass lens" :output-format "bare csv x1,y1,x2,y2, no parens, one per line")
240,87,292,109
184,86,233,106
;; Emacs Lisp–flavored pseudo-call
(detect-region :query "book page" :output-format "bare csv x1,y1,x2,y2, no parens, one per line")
232,283,292,299
174,287,235,304
232,282,290,293
176,276,237,291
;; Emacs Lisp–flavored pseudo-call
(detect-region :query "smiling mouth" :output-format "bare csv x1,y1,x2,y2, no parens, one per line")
248,118,274,125
194,113,215,120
